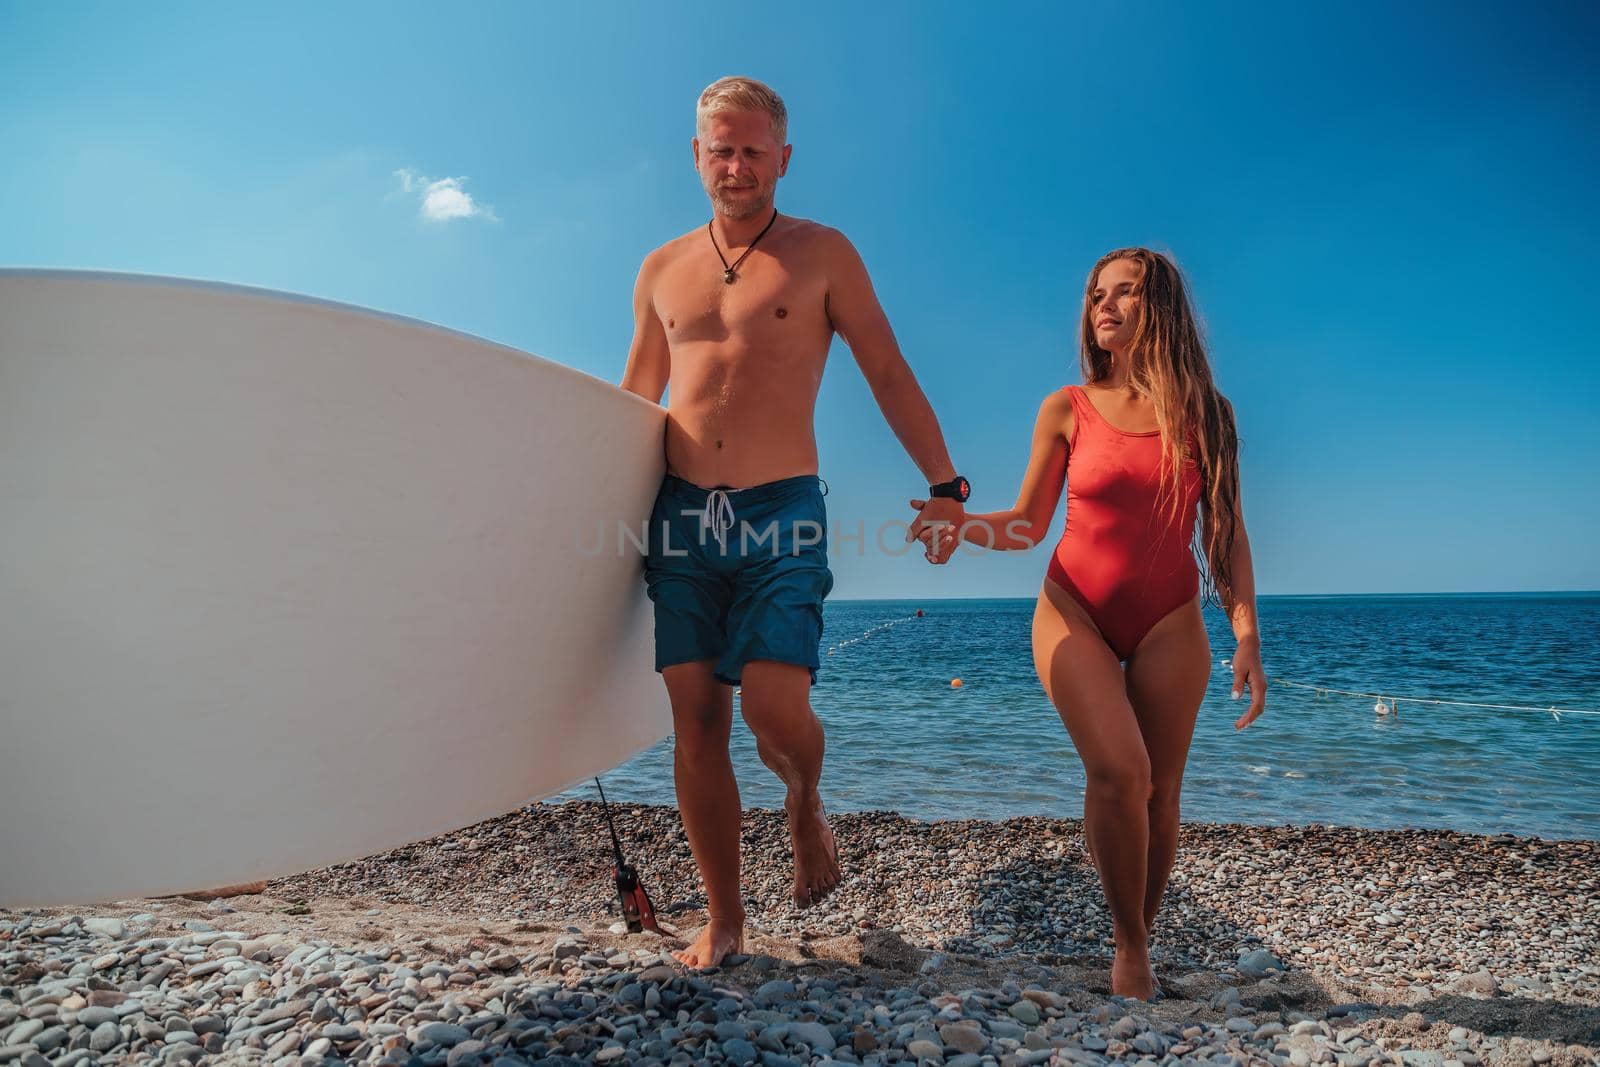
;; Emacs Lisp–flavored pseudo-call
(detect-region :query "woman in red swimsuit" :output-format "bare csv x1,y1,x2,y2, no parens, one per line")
915,248,1267,999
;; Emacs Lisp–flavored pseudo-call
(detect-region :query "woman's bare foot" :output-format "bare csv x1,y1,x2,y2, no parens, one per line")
786,792,841,908
1111,943,1157,1000
672,915,744,968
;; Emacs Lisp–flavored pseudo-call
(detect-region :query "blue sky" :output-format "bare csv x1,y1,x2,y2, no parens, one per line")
3,1,1596,598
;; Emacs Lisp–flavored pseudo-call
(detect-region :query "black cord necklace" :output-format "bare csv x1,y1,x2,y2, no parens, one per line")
708,209,779,284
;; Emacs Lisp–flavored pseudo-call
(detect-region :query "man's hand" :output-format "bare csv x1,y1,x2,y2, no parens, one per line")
907,497,964,564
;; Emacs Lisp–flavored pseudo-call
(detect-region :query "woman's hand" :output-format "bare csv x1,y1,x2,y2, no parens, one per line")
1230,635,1268,729
907,498,959,564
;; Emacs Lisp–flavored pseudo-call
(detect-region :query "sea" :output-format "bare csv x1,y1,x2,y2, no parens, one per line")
563,593,1600,841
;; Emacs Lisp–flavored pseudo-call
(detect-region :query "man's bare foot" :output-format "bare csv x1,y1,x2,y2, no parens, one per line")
1111,944,1157,1000
786,792,841,908
672,916,744,968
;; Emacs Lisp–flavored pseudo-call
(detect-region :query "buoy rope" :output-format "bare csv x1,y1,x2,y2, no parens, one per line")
825,612,922,656
1265,675,1600,721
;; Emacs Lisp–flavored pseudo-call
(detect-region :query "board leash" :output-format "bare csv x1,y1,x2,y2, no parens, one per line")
594,778,660,934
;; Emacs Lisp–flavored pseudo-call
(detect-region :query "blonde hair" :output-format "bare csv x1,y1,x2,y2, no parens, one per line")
1079,247,1242,610
696,76,788,143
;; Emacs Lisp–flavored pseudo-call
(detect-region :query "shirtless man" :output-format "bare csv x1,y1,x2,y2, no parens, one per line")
620,76,971,967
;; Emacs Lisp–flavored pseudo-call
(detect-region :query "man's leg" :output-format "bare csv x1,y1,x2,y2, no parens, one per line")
739,660,840,908
663,660,743,967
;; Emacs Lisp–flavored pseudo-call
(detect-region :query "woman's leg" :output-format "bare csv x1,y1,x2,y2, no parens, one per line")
1124,597,1212,933
1032,581,1156,999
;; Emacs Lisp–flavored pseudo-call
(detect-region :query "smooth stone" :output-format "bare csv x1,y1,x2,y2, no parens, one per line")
905,1038,943,1060
940,1023,986,1055
265,1031,301,1057
82,919,125,939
757,1022,791,1051
1451,972,1498,997
74,1007,117,1028
88,1022,120,1053
790,1021,836,1052
721,1038,758,1066
1239,949,1286,978
987,1020,1025,1041
8,1024,44,1046
28,1028,68,1053
1133,1031,1165,1056
1400,1053,1446,1067
1008,1000,1041,1025
255,999,310,1026
755,980,797,1004
418,1022,471,1047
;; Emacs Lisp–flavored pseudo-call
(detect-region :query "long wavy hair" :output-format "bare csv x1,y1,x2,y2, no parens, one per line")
1078,247,1241,609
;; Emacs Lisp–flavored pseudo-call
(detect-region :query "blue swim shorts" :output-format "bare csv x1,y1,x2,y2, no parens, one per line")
643,473,833,686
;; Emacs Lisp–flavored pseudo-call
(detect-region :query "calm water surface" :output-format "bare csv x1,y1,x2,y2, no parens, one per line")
565,594,1600,840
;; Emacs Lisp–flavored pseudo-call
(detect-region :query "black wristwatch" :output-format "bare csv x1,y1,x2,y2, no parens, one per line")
928,475,971,503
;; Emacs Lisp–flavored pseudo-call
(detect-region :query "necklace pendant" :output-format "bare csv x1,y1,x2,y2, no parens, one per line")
723,269,736,284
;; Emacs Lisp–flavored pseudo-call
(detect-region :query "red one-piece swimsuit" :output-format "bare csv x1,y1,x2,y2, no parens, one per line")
1046,385,1204,661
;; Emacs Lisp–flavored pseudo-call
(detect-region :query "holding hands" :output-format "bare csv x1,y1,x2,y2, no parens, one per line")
907,497,964,564
907,474,972,565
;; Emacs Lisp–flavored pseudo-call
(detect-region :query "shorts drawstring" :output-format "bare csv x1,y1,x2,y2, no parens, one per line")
702,488,737,549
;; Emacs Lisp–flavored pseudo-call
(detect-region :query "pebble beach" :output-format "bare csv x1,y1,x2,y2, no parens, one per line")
4,803,1596,1066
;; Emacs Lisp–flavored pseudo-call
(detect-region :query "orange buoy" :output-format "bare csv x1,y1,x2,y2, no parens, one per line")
950,678,963,689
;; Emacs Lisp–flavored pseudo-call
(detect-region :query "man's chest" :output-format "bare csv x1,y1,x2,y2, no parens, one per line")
653,251,829,346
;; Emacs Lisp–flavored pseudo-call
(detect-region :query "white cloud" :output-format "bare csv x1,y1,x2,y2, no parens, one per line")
393,168,500,223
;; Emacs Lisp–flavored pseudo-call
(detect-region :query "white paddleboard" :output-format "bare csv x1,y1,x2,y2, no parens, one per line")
0,270,671,907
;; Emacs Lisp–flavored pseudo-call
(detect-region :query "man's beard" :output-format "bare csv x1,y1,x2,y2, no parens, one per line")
707,183,774,220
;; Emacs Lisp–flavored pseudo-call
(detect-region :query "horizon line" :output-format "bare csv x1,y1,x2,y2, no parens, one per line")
830,588,1600,603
